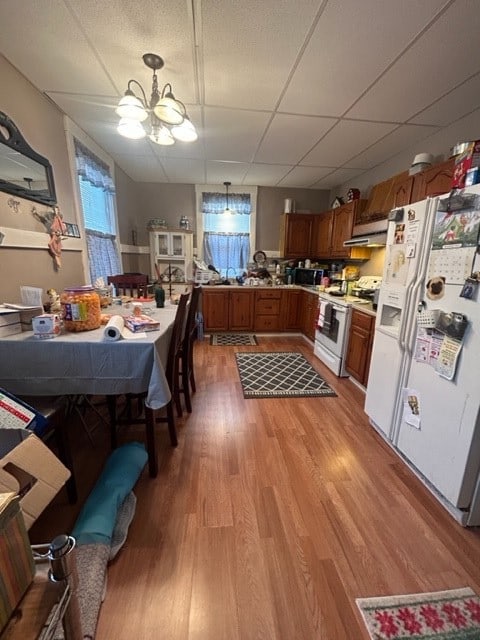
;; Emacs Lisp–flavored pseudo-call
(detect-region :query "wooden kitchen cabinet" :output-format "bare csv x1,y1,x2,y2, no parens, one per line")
312,200,366,259
279,213,314,258
254,289,281,331
311,211,333,257
229,290,255,331
411,158,454,203
203,289,229,331
392,171,414,208
282,289,303,331
302,290,318,342
203,288,255,331
345,309,375,386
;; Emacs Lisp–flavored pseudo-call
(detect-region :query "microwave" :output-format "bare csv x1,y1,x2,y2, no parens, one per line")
294,268,324,286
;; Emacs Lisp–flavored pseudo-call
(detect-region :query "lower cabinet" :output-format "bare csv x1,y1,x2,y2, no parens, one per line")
302,290,318,342
229,290,255,331
203,289,229,331
282,289,303,331
203,287,318,338
254,289,281,331
203,288,255,331
345,309,375,386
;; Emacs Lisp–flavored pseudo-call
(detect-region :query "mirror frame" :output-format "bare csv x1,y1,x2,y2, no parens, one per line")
0,111,57,206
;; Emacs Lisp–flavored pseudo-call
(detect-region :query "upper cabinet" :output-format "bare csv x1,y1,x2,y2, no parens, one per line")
279,213,314,258
410,158,454,203
359,159,455,225
312,200,366,259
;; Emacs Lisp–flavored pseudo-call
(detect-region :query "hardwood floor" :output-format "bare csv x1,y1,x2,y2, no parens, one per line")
30,336,480,639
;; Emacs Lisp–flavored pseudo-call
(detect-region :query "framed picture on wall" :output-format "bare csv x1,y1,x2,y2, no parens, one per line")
64,223,81,238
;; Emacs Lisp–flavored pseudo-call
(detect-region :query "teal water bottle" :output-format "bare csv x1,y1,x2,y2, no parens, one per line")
155,285,165,308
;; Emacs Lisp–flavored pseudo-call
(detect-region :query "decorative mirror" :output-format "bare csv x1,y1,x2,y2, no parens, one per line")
0,111,57,206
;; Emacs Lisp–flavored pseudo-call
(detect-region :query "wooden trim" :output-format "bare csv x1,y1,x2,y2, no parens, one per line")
0,226,82,251
120,244,150,254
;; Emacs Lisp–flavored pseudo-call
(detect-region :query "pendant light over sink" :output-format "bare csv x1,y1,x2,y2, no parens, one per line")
223,181,235,215
116,53,198,145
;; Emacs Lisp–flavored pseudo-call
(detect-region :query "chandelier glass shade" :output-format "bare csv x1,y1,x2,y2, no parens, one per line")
116,53,197,145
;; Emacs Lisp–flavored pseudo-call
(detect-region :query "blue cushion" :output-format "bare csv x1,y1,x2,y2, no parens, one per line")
71,442,147,545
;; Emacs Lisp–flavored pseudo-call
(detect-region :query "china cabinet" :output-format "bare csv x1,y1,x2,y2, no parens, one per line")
149,230,193,290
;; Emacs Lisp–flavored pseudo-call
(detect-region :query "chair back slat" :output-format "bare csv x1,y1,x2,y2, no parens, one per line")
107,274,149,298
165,293,190,385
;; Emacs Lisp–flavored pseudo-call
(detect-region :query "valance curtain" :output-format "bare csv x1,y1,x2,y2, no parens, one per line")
202,191,251,276
74,139,121,284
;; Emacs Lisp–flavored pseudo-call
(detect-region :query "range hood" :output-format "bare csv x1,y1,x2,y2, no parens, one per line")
343,231,388,247
343,217,389,248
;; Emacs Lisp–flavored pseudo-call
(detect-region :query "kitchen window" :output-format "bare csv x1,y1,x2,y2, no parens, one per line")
74,139,122,283
195,185,257,277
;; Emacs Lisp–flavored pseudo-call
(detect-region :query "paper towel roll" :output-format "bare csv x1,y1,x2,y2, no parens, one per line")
104,315,125,341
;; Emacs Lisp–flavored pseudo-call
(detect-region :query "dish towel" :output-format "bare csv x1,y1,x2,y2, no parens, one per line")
317,302,333,332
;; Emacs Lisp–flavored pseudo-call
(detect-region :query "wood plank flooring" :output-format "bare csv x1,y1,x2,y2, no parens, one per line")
30,336,480,640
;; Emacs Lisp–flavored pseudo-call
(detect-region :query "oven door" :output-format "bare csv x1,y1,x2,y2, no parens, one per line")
315,302,350,358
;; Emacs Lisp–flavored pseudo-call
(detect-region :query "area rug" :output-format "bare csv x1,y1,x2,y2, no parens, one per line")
235,351,336,398
356,587,480,639
210,333,258,346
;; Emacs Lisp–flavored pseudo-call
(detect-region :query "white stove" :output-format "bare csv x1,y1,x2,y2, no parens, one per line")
314,292,352,377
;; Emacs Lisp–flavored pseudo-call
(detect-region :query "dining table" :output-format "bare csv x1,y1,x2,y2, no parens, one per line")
0,302,179,477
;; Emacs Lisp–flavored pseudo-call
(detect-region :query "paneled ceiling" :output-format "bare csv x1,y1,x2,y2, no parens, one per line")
1,0,479,189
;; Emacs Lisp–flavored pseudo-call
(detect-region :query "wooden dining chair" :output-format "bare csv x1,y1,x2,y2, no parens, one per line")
178,286,202,414
107,274,150,298
107,292,190,477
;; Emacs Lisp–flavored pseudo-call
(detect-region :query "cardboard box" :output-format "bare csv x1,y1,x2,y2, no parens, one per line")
0,492,35,632
0,430,70,529
32,313,62,339
124,314,160,333
0,309,22,337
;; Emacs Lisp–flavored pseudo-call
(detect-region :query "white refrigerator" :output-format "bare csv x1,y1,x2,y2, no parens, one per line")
365,189,480,525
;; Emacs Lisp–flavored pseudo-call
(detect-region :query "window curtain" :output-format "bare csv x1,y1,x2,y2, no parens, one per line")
74,140,121,284
202,191,251,275
203,233,250,275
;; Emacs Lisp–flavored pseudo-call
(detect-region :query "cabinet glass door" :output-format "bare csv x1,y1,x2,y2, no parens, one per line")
171,233,184,256
155,232,169,256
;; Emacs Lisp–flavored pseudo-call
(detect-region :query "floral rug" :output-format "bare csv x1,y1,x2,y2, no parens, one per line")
356,587,480,639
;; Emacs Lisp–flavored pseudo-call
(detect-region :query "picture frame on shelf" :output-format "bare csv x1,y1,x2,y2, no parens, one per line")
63,223,80,238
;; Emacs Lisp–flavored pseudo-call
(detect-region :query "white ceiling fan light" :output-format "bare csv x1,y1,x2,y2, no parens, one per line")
149,123,175,146
115,93,148,121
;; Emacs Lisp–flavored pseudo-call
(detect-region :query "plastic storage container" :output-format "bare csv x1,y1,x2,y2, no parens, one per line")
60,286,101,332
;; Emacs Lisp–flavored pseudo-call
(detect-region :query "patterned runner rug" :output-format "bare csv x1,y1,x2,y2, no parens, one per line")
235,351,336,399
356,587,480,639
210,333,258,346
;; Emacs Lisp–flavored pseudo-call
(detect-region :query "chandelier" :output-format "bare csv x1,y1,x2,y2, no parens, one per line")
116,53,198,146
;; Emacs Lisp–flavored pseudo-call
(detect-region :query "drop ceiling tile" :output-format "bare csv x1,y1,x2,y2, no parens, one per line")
242,164,293,186
347,2,480,122
410,73,480,126
277,166,334,188
202,0,320,110
255,114,337,164
206,162,249,184
203,107,271,162
301,120,397,167
161,158,206,184
66,0,197,102
344,124,439,169
313,168,365,190
111,153,168,182
0,2,115,95
279,0,447,116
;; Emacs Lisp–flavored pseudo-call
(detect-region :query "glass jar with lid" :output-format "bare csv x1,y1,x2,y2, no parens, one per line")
60,285,101,332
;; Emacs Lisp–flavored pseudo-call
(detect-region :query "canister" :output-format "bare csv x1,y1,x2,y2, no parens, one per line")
60,286,101,332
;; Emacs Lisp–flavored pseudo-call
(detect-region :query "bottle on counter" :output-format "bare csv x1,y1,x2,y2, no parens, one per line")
155,284,165,308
